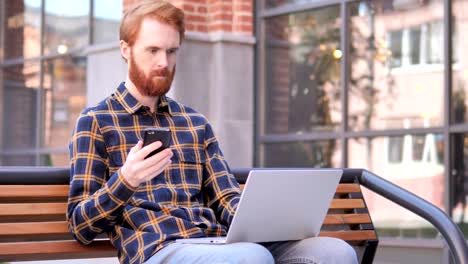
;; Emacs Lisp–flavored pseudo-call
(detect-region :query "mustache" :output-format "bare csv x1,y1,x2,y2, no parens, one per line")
151,68,170,77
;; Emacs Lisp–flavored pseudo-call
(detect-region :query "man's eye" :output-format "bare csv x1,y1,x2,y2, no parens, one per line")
168,49,177,54
150,49,158,54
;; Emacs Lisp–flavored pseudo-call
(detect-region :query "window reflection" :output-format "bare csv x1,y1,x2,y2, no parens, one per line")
348,0,444,131
451,134,468,237
4,0,41,60
44,0,89,55
349,135,444,238
388,136,403,163
264,5,341,135
1,155,36,166
452,0,468,124
42,56,86,166
40,153,68,166
262,140,340,168
1,63,40,150
93,0,122,44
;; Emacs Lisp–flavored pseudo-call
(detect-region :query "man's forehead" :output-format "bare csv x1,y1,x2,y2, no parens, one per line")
135,17,180,48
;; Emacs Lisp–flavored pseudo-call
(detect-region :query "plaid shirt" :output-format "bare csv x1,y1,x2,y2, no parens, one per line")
67,83,241,264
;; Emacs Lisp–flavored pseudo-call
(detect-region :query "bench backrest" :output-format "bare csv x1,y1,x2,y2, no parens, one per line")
0,167,378,263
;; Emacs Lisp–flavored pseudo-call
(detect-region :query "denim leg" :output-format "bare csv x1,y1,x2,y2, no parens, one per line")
265,237,358,264
144,242,274,264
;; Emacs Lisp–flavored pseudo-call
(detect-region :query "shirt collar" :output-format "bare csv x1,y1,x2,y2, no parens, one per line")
114,82,173,115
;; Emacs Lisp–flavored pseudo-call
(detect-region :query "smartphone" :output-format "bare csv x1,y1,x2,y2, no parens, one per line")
143,127,171,159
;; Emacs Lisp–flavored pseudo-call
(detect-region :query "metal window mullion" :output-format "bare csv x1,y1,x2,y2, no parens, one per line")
261,0,345,18
89,0,94,45
1,49,85,67
259,126,446,144
0,0,5,62
255,0,268,167
261,132,341,143
254,0,261,166
443,0,453,221
36,0,46,165
340,0,350,168
0,0,5,165
449,123,468,133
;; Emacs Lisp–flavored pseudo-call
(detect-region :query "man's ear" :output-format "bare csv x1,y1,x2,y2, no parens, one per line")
120,40,130,63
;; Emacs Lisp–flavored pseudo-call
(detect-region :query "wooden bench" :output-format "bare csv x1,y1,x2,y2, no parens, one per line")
0,167,378,263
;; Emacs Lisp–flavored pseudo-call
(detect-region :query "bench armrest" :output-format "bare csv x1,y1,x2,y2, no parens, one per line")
356,169,468,264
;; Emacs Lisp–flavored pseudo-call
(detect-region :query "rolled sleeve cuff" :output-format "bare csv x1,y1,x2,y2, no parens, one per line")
105,169,138,205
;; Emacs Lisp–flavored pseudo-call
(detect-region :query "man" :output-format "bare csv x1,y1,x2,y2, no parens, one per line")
67,1,358,263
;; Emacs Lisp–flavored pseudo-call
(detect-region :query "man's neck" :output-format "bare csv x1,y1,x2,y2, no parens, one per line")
124,77,159,112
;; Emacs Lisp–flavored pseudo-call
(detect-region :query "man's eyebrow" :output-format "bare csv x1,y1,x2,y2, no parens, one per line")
145,46,179,50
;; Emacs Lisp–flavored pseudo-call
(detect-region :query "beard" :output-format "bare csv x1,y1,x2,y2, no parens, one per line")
128,52,175,97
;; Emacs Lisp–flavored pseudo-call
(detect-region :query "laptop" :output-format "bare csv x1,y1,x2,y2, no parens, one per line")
176,169,342,244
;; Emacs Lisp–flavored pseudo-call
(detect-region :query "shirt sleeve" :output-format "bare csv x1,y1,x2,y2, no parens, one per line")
66,111,137,245
202,122,241,227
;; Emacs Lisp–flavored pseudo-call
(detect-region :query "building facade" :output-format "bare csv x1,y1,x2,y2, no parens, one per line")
1,0,467,263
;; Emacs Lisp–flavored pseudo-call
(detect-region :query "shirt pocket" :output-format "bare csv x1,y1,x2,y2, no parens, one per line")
172,148,206,181
169,149,206,203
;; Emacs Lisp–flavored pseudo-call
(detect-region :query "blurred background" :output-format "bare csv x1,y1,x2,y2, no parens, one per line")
1,0,468,263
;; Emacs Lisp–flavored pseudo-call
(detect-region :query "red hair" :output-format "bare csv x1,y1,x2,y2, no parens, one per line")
120,0,185,46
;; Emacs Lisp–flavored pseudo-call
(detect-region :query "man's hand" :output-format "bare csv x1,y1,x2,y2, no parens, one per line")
121,141,173,188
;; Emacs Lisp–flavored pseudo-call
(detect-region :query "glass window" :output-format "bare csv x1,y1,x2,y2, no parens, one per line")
3,0,42,60
40,153,68,166
43,0,89,55
451,133,468,237
388,136,404,163
412,135,425,161
348,0,444,131
1,154,36,166
427,20,443,64
1,63,40,152
263,5,341,135
93,0,122,44
389,30,403,68
452,0,468,124
41,56,86,156
349,135,444,238
262,140,341,168
409,26,421,65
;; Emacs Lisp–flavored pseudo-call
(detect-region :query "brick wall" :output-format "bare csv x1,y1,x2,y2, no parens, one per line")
123,0,253,35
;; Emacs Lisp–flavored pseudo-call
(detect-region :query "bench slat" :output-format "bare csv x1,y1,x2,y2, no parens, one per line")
0,240,116,261
0,185,69,199
0,203,67,222
0,212,373,238
330,199,365,209
0,203,67,217
0,221,108,242
323,214,371,225
0,221,68,236
335,184,360,193
0,184,361,199
319,230,377,241
0,201,367,218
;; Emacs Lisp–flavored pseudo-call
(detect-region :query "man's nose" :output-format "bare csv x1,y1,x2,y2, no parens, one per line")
155,51,168,68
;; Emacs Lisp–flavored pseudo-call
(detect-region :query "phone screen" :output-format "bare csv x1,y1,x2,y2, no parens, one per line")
143,128,170,159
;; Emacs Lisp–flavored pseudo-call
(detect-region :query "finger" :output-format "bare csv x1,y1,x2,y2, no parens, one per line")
141,156,172,181
138,141,163,158
129,141,143,155
142,148,173,166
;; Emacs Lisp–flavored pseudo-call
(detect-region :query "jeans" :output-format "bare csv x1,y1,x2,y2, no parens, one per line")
144,237,358,264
